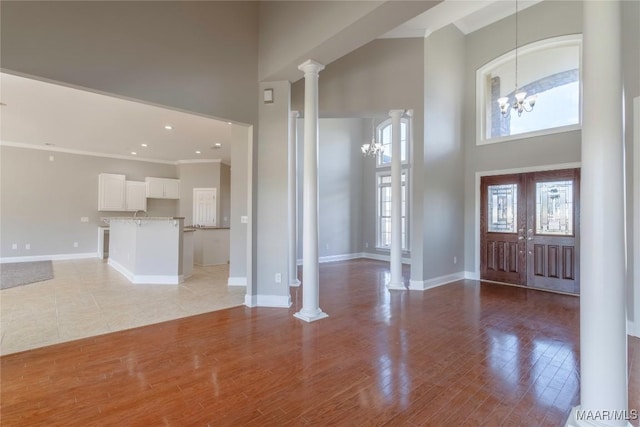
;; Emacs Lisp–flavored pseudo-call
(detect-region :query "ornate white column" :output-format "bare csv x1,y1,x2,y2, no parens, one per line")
388,109,405,290
288,110,301,287
294,60,328,322
566,1,629,426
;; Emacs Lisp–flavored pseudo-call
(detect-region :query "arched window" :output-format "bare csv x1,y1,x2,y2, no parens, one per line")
375,118,410,251
476,34,582,144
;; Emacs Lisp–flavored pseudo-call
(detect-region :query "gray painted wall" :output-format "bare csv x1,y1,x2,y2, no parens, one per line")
177,162,221,227
292,38,427,279
256,80,291,300
229,125,252,281
462,1,583,276
295,118,365,260
220,163,231,228
0,1,259,125
0,146,177,258
422,24,466,280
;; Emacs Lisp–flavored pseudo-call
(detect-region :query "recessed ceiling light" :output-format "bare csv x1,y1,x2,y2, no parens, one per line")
141,143,148,147
131,151,137,155
195,150,201,154
214,143,222,147
227,122,232,125
164,125,173,130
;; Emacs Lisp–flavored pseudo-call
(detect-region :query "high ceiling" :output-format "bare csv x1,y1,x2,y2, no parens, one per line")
0,0,540,165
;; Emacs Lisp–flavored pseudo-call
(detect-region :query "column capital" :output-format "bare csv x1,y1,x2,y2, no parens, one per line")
290,110,300,118
405,109,414,118
298,59,325,75
388,109,405,118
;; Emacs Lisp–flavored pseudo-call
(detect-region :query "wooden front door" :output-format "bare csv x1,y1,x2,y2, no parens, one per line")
480,169,580,294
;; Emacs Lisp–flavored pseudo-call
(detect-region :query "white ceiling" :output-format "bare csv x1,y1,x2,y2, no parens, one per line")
0,1,542,165
380,0,542,38
0,72,236,164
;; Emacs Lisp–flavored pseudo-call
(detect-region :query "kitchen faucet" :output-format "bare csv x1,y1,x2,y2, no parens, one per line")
133,210,147,218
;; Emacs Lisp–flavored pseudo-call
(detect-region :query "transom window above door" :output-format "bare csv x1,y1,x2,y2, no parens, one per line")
476,34,582,145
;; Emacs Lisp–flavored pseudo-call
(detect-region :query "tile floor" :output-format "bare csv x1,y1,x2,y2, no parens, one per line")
0,258,245,355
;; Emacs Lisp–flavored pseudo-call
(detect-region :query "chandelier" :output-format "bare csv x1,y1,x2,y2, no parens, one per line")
361,120,384,157
497,0,536,118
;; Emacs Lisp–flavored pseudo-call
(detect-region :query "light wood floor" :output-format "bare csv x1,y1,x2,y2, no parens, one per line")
0,259,245,355
1,259,638,426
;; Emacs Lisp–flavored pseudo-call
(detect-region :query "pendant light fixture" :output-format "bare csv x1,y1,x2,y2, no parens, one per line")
497,0,537,118
361,120,384,157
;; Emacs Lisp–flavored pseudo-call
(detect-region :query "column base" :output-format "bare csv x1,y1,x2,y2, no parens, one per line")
289,279,301,287
565,406,634,427
294,309,329,322
386,282,407,290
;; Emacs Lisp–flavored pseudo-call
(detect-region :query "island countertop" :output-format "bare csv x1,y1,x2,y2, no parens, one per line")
102,216,185,222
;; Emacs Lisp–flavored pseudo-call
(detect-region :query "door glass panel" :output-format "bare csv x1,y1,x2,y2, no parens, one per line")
536,180,573,235
487,184,518,233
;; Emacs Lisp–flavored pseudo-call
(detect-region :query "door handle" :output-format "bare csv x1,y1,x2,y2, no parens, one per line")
518,236,525,240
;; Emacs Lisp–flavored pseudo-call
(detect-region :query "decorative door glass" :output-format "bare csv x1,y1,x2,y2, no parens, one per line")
535,180,573,235
487,184,518,233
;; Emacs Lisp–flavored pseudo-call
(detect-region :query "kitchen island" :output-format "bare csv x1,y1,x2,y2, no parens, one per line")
105,217,193,284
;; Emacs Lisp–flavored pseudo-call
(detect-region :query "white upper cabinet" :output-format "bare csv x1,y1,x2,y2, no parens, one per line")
146,177,180,199
98,173,126,211
125,181,147,212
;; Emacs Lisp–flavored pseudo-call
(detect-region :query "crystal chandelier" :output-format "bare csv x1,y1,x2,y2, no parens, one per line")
361,120,384,157
497,0,537,118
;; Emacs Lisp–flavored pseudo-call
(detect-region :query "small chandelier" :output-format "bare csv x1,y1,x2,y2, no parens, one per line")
497,0,537,118
361,120,384,157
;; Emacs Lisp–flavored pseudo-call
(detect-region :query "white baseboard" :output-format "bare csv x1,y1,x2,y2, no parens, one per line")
409,272,465,291
227,276,247,287
359,252,411,264
465,270,480,280
0,252,98,263
108,258,181,285
244,294,291,308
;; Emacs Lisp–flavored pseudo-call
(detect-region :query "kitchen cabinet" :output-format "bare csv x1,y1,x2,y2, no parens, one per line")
146,177,180,199
125,181,147,211
98,173,126,211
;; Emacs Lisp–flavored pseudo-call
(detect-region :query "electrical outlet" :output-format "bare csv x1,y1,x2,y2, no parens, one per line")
73,242,79,248
49,155,55,162
454,256,457,264
80,217,89,222
365,242,369,248
11,243,17,250
275,273,282,283
325,243,329,250
25,243,31,250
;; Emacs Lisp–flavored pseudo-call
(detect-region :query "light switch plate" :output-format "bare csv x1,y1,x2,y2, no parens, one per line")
240,216,248,224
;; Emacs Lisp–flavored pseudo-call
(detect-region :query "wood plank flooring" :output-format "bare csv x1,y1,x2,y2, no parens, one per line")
1,259,638,426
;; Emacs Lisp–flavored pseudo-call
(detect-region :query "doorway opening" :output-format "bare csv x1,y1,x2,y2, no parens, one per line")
480,168,580,294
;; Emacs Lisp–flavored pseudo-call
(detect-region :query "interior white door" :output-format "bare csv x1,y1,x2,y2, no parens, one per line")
193,188,217,226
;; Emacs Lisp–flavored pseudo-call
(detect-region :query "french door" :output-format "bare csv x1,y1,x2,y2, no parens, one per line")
480,169,580,294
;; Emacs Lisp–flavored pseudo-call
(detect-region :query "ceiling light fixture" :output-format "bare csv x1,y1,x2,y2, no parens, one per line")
164,125,173,130
195,150,201,154
227,122,232,125
497,0,537,118
141,143,148,147
361,120,384,157
131,151,137,155
214,143,222,147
